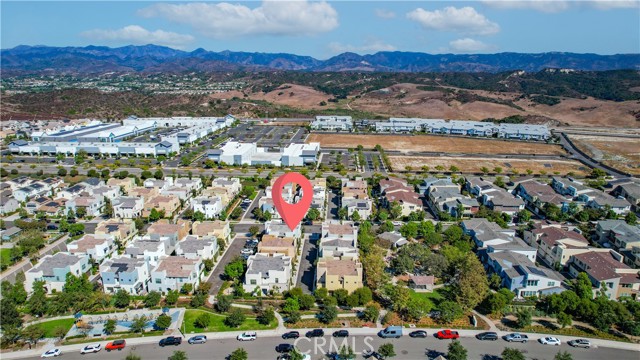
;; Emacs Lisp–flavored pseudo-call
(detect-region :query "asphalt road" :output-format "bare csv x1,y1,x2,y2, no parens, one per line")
295,232,318,294
206,234,246,295
556,132,628,177
22,335,639,360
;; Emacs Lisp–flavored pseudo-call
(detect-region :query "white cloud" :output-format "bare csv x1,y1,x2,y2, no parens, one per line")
374,8,396,19
407,6,500,35
483,0,639,12
328,40,397,54
81,25,194,49
138,1,338,38
448,38,497,53
482,1,571,13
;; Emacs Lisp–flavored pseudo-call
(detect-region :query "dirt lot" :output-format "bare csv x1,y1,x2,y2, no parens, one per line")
570,135,640,175
389,156,588,176
307,133,566,155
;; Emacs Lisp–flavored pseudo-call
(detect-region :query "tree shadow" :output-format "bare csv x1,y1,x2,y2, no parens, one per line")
425,349,446,359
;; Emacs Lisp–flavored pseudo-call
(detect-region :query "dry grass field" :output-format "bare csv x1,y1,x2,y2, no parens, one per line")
307,133,566,155
570,135,640,175
389,156,588,176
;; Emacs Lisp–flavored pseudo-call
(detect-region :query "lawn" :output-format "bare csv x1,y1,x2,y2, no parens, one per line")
183,309,277,334
1,248,12,267
409,288,445,309
37,318,76,338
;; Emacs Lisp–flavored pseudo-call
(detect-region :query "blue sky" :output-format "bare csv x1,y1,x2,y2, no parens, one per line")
2,1,639,58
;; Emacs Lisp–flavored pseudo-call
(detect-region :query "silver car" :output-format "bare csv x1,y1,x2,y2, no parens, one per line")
80,343,101,354
568,339,591,348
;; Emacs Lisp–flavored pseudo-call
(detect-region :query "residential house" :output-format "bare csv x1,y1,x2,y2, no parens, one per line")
551,177,595,198
100,256,150,295
56,183,91,200
147,220,191,247
65,195,104,217
89,185,121,200
258,235,297,258
243,253,292,294
578,191,631,215
149,256,203,294
143,195,180,218
112,196,144,219
67,234,115,261
25,252,90,294
568,250,640,300
124,238,169,267
461,218,515,248
612,182,640,211
192,220,231,242
107,177,136,194
514,180,571,216
161,186,191,200
172,177,203,194
342,198,373,220
315,258,363,294
380,177,422,217
408,275,435,292
175,235,219,260
377,232,408,248
25,197,50,215
0,193,19,215
265,220,302,239
95,218,136,243
14,182,53,202
36,198,67,217
191,197,223,219
526,225,595,268
487,251,563,298
128,186,159,200
143,178,172,191
596,220,640,253
428,180,478,217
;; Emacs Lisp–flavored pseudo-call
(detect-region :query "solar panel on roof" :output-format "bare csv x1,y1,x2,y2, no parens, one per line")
527,266,548,276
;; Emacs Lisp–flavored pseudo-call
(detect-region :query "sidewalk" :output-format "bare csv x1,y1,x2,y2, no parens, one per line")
3,325,637,360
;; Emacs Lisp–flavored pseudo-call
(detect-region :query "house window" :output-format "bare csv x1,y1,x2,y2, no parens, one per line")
250,280,256,285
547,282,555,286
155,278,161,284
275,278,279,283
526,280,539,287
622,284,632,288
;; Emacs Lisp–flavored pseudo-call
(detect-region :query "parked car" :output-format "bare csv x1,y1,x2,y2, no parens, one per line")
435,330,460,340
187,336,207,344
105,340,126,351
278,355,311,360
241,248,254,255
332,330,349,338
539,337,561,346
503,333,528,343
378,325,402,339
282,331,300,339
362,350,384,360
476,332,498,341
409,330,428,338
159,336,182,347
80,343,101,354
41,349,61,358
275,344,295,353
568,339,591,348
306,329,325,338
237,332,257,341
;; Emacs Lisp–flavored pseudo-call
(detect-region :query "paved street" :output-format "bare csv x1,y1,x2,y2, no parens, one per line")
295,230,319,294
1,234,68,284
206,234,245,296
15,334,639,360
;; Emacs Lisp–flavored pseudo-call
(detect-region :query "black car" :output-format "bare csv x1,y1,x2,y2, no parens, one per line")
476,332,498,341
306,329,324,338
282,331,300,339
159,336,182,346
332,330,349,338
275,344,294,353
409,330,428,338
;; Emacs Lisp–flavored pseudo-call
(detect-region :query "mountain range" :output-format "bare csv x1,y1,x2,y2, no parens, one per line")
2,44,639,74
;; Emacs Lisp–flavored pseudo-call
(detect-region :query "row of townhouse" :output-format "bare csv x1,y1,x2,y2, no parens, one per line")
423,177,479,218
374,118,550,140
341,177,373,219
465,177,525,217
206,141,321,167
551,177,632,215
315,221,363,294
523,221,640,300
462,218,563,299
260,178,296,220
596,220,640,268
191,178,242,219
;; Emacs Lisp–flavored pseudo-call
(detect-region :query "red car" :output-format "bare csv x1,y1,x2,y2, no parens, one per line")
435,330,460,340
105,339,126,351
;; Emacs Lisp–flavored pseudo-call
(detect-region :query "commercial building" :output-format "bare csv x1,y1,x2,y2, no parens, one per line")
207,141,320,166
311,116,353,131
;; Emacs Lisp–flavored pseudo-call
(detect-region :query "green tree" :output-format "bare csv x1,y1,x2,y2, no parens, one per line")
501,348,526,360
224,309,246,328
181,283,193,295
225,258,245,280
333,288,349,305
337,207,348,220
351,210,361,222
27,281,48,316
104,319,116,335
516,308,532,328
53,326,68,340
554,351,573,360
625,212,637,225
389,201,402,220
57,168,67,176
130,316,147,333
257,308,276,325
320,305,338,324
378,343,396,358
166,350,188,360
154,169,164,180
0,298,22,331
229,348,248,360
22,324,45,346
557,312,572,328
165,290,180,306
573,272,594,299
362,304,380,322
144,291,161,307
438,301,464,323
114,289,131,308
155,314,172,330
447,340,467,360
249,226,261,237
453,254,489,311
298,294,316,310
306,208,321,221
194,313,211,329
216,295,232,312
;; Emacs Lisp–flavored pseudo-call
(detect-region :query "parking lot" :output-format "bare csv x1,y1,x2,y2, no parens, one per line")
225,124,308,148
318,150,358,171
363,151,385,173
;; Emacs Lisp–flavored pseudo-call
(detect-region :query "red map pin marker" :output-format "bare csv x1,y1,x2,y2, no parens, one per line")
272,172,313,231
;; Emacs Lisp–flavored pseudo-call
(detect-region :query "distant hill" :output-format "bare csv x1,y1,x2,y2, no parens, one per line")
2,45,639,74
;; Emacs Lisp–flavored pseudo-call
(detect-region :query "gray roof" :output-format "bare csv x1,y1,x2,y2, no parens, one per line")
489,251,561,281
247,255,290,275
102,257,146,274
177,237,215,255
28,252,84,277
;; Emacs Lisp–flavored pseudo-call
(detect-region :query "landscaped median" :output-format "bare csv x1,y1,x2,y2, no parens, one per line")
182,308,277,333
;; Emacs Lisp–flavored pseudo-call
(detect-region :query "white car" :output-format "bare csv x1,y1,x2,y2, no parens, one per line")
41,348,61,358
240,248,254,255
540,337,561,346
80,343,101,354
237,331,257,341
